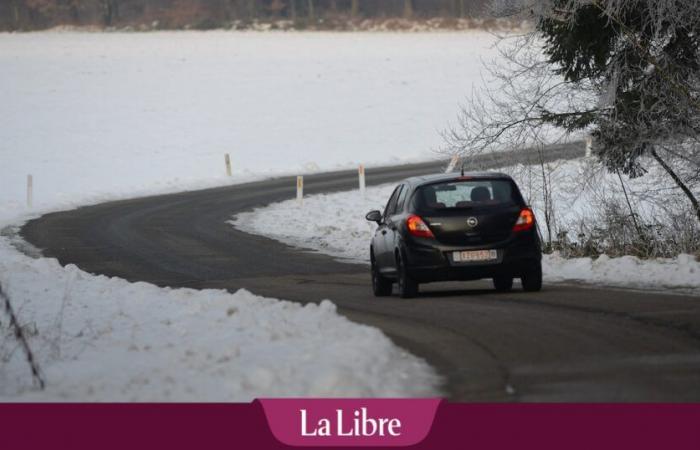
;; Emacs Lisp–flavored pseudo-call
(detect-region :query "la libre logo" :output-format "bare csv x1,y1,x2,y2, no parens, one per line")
300,407,402,437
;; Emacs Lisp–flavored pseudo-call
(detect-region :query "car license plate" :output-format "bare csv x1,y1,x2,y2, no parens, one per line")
453,249,498,262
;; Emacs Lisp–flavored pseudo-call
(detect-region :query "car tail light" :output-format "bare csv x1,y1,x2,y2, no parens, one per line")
407,215,434,238
513,208,535,232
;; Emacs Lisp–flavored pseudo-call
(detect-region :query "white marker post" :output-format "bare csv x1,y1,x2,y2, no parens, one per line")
585,136,593,158
26,174,33,209
446,154,460,173
296,176,304,206
225,153,232,177
358,164,366,197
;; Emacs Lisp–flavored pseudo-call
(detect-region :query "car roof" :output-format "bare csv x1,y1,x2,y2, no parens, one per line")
401,171,514,189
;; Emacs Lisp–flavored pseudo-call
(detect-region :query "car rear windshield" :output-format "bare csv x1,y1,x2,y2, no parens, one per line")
414,179,520,212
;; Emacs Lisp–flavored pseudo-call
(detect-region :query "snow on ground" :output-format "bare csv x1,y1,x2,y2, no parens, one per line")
0,237,439,401
1,31,488,399
542,252,700,292
233,158,700,294
0,31,499,219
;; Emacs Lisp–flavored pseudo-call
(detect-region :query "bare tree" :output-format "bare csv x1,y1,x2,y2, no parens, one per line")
446,0,700,231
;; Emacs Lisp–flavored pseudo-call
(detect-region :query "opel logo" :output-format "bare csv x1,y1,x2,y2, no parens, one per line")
466,217,478,228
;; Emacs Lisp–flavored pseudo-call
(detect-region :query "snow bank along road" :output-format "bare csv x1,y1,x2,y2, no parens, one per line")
21,143,700,401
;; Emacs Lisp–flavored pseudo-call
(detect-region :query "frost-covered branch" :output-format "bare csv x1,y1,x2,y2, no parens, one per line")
445,0,700,229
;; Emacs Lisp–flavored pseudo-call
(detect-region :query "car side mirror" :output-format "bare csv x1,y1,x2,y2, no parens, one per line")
365,210,382,224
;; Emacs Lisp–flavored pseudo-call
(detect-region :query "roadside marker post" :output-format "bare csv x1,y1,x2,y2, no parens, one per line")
358,164,366,197
225,153,232,177
26,174,33,209
297,176,304,206
446,155,460,173
585,136,593,158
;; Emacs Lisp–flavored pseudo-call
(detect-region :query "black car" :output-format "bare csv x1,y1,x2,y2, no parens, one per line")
365,172,542,298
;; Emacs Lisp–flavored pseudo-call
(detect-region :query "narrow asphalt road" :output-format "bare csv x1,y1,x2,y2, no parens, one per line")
21,143,700,401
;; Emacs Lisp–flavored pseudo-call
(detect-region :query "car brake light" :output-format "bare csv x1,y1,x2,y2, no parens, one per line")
407,215,435,238
513,208,535,232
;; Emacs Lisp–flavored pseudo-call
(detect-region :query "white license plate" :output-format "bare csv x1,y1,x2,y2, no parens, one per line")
453,250,498,262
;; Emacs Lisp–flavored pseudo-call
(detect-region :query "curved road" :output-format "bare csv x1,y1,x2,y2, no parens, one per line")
21,143,700,401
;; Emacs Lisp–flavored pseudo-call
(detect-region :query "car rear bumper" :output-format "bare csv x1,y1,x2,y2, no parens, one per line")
402,232,541,282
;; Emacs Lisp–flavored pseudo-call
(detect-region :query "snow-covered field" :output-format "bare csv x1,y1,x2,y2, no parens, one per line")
233,157,700,294
1,31,501,400
0,31,498,219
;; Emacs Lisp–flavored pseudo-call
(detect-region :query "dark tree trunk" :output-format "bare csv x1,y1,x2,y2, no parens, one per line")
103,0,120,26
12,0,20,27
223,0,234,21
403,0,413,18
651,148,700,225
351,0,359,17
247,0,256,19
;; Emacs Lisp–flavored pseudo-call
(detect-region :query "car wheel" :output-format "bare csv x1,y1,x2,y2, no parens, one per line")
493,275,513,292
371,255,393,297
521,262,543,292
396,252,418,298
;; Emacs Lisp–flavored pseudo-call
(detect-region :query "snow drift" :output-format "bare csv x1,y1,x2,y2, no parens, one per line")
0,238,439,401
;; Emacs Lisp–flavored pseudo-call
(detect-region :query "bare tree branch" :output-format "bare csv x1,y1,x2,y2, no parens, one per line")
0,281,45,390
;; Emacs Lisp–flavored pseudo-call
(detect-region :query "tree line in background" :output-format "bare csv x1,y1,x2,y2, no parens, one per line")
0,0,494,30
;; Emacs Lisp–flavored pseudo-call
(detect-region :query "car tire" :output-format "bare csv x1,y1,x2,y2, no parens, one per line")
493,276,513,292
371,255,393,297
521,262,543,292
396,252,419,298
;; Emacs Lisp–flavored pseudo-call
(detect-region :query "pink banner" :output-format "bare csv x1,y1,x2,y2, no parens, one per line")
259,398,442,447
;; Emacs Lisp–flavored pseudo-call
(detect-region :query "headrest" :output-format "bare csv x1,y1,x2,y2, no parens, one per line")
471,186,491,202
